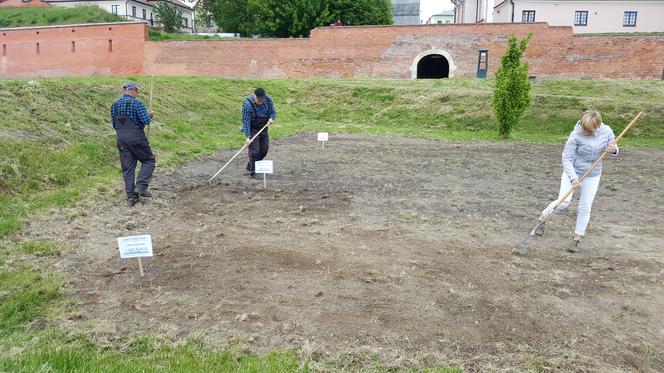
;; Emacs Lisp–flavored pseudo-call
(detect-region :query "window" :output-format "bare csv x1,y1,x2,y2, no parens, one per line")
182,17,188,28
205,15,213,27
150,13,154,26
574,11,588,26
132,6,136,17
142,9,146,19
522,10,535,23
623,11,637,27
437,20,442,24
111,5,119,14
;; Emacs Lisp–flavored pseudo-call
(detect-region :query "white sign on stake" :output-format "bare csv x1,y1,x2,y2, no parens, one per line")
118,235,153,259
317,132,329,142
254,160,273,174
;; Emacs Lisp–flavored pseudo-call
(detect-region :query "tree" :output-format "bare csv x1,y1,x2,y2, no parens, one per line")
493,34,532,138
201,0,391,38
327,0,392,26
200,0,254,36
250,0,331,38
153,1,183,33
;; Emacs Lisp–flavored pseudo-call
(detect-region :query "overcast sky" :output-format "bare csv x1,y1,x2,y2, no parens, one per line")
420,0,454,23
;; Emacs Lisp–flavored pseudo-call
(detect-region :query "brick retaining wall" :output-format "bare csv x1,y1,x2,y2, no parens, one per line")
0,22,146,77
1,22,663,79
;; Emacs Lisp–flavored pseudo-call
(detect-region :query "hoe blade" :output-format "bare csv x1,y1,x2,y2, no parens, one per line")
513,222,543,255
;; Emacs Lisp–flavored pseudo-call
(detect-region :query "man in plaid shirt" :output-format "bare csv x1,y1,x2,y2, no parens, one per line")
242,87,276,178
111,81,155,207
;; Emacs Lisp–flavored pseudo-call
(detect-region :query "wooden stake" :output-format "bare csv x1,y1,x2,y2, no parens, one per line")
263,173,267,189
137,257,144,277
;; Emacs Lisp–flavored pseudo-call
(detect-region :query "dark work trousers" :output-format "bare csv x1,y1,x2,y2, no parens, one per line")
114,116,156,197
246,118,269,173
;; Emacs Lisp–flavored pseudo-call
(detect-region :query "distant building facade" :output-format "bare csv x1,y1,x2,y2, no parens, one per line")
45,0,195,33
427,10,454,24
451,0,495,23
493,0,664,33
0,0,197,33
392,0,420,25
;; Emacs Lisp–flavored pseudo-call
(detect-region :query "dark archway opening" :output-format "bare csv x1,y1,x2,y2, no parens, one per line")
417,54,449,79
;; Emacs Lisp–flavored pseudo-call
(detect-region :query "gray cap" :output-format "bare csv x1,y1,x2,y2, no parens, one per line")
123,81,140,91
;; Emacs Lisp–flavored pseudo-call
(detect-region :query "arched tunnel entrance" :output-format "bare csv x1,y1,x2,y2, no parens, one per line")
416,54,450,79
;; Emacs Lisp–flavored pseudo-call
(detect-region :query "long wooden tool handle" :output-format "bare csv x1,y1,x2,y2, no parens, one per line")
148,75,154,111
554,111,643,206
208,122,270,184
147,76,154,140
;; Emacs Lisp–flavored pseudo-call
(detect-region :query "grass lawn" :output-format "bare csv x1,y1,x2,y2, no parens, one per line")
0,5,123,28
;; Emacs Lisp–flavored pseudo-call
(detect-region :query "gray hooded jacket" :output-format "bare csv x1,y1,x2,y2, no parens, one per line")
562,122,618,181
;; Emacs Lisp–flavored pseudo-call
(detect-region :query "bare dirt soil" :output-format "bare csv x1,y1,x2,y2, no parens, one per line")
21,134,664,371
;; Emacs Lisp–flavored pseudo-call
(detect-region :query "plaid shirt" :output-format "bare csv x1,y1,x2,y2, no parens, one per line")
111,94,151,129
241,95,276,138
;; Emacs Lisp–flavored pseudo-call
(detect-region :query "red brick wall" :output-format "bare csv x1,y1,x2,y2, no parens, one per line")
145,23,664,79
0,0,48,8
0,22,146,78
1,22,662,79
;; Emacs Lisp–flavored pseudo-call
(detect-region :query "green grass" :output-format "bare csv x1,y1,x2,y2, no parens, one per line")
0,243,63,338
1,339,306,372
0,5,123,28
148,29,229,41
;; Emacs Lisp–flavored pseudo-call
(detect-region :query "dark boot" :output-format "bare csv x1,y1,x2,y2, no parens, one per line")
127,194,140,207
135,185,152,198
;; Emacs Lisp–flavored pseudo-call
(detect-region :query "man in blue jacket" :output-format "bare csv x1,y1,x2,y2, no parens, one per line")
111,82,156,207
242,87,276,178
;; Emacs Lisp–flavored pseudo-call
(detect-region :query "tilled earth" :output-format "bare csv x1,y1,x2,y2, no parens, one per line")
21,134,664,371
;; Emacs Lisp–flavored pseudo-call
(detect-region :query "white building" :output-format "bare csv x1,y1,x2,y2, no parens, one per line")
493,0,664,33
451,0,495,23
45,0,196,33
427,10,455,24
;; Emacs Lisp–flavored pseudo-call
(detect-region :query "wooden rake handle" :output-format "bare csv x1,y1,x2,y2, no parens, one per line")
554,111,643,207
208,122,270,184
147,76,154,140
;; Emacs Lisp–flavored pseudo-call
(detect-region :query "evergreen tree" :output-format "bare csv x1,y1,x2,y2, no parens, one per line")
493,34,532,138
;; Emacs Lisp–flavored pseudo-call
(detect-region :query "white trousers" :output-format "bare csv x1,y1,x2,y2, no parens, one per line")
541,173,601,236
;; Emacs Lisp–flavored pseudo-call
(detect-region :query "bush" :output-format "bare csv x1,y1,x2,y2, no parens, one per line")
493,34,532,138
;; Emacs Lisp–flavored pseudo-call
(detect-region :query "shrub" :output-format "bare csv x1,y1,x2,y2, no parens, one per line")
493,34,532,138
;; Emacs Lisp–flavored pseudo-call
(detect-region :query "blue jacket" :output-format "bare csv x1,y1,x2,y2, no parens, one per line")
562,122,618,181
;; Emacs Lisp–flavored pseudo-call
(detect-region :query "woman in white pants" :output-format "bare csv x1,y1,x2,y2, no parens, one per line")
539,110,618,252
